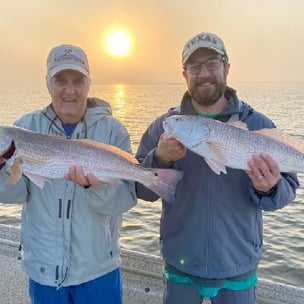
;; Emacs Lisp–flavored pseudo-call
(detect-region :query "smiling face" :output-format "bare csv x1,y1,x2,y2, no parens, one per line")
182,48,230,113
46,70,90,124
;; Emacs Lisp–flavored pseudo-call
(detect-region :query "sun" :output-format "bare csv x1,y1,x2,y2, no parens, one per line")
104,29,132,57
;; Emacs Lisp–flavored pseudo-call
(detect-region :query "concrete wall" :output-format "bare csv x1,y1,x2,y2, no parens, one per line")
1,225,303,304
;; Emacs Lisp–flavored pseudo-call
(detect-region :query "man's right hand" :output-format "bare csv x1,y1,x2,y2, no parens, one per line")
155,133,187,164
65,165,102,188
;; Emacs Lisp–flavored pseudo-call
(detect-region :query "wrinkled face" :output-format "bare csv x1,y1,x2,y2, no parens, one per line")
183,48,230,107
46,70,90,124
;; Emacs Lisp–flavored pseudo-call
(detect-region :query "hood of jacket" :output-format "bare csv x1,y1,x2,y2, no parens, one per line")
16,97,113,138
39,97,112,132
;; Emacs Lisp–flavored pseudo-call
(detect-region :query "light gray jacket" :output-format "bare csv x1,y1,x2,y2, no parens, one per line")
0,98,137,287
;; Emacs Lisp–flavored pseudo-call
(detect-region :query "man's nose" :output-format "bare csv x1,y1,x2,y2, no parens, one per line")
198,63,212,75
64,83,76,93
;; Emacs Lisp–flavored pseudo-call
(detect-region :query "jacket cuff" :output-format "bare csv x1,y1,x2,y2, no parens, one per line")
254,185,277,197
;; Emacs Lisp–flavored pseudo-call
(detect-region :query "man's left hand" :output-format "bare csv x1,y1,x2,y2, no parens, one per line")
246,153,281,192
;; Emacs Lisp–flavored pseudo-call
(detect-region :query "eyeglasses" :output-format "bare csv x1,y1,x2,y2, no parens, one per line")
185,57,226,74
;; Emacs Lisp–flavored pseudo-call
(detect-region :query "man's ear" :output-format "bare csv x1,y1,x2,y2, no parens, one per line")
225,62,230,77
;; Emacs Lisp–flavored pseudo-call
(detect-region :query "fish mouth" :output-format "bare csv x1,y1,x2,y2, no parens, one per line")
163,120,174,135
163,120,169,130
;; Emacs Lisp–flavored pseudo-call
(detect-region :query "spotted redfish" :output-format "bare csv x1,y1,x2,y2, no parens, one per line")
163,115,304,175
0,126,183,202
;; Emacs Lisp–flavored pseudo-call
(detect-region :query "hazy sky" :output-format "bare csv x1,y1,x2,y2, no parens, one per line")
1,0,304,87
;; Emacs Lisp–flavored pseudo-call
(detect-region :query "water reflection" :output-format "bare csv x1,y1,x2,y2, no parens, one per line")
112,84,127,119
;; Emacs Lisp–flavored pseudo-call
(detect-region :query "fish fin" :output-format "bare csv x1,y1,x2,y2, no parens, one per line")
200,141,227,174
208,142,227,164
48,134,65,139
205,158,227,175
23,172,46,189
75,139,138,164
10,159,23,184
227,120,248,130
255,128,304,153
144,168,183,203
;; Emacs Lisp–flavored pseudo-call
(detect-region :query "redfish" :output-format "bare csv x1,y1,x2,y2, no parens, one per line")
163,115,304,175
0,126,183,202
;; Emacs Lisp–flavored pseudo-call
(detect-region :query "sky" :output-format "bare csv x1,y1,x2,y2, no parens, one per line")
1,0,304,87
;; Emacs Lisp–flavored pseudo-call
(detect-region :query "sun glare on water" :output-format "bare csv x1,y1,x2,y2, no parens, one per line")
104,29,133,57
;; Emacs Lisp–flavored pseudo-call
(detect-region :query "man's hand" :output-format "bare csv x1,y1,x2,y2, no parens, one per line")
65,165,101,188
246,153,281,192
155,133,187,164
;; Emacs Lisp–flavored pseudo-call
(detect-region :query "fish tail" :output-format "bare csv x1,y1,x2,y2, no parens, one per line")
149,168,183,203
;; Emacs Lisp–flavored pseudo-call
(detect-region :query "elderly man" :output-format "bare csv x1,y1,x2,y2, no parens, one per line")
0,44,136,303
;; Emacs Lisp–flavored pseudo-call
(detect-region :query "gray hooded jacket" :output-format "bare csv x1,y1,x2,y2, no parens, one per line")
0,98,136,287
136,88,299,279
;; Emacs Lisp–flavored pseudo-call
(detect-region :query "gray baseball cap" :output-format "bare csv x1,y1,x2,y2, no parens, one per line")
182,32,228,65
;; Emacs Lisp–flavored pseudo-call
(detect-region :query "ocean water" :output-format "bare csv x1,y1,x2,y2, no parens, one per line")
0,82,303,288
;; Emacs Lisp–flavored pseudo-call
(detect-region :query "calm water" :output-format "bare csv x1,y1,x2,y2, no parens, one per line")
0,83,303,287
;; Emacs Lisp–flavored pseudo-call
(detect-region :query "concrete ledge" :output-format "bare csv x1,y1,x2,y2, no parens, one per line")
1,224,304,304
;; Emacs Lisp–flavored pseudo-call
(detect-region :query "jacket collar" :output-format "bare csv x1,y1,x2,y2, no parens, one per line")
40,97,112,136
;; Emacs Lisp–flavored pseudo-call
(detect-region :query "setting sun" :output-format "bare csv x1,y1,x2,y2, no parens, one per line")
104,29,132,57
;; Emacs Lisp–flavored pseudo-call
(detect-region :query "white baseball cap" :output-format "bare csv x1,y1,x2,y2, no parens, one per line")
47,44,90,78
